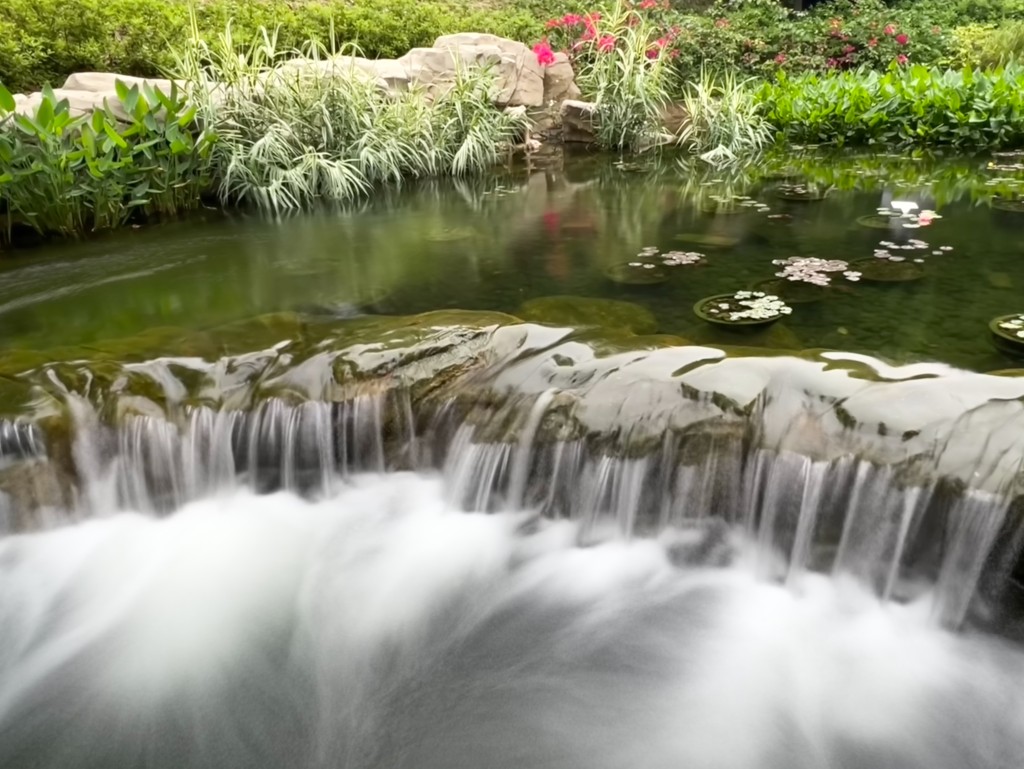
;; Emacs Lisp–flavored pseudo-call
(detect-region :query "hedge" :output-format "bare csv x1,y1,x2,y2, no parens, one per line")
0,0,574,94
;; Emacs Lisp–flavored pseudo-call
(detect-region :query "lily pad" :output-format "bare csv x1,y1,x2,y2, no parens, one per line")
694,293,788,328
776,184,827,202
604,262,670,285
518,295,658,335
989,314,1024,357
752,278,829,304
857,213,898,229
992,198,1024,213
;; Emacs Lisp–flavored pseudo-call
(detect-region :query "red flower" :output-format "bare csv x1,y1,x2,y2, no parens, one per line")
533,40,556,67
827,58,839,68
562,14,583,26
896,33,909,45
639,0,659,9
774,52,787,64
597,34,616,53
884,24,896,36
545,19,562,29
896,54,908,64
843,44,856,54
867,37,878,48
646,48,660,59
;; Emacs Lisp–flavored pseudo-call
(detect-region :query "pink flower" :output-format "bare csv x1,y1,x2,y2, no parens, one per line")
868,37,878,48
774,52,787,64
533,40,556,67
646,47,660,60
562,14,583,26
827,57,839,68
884,24,896,36
597,34,616,52
639,0,659,9
545,18,562,29
896,33,909,45
843,44,856,54
896,54,909,64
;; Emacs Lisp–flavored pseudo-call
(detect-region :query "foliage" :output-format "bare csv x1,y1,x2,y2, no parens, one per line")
950,22,1024,70
0,0,581,94
174,21,527,212
541,1,679,151
0,81,214,245
756,64,1024,150
677,66,772,162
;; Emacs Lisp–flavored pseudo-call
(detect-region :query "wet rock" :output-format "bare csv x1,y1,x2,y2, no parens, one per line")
561,100,599,144
517,296,657,335
0,459,74,534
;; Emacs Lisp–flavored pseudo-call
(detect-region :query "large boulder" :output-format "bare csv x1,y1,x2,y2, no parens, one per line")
543,52,581,104
397,33,545,107
560,100,599,143
61,72,178,95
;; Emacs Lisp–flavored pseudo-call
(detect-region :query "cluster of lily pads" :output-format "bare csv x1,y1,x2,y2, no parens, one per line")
628,246,705,268
874,239,953,264
997,315,1024,339
707,193,772,214
706,291,793,323
772,257,861,286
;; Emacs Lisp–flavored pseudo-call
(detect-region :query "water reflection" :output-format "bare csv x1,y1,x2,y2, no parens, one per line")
0,150,1022,371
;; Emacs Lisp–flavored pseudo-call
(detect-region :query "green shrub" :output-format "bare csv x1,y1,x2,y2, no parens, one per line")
951,22,1024,69
0,0,577,94
0,82,214,244
756,64,1024,150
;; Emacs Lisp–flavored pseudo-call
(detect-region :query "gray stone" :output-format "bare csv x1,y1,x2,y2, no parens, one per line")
560,100,599,143
61,72,178,95
543,52,580,104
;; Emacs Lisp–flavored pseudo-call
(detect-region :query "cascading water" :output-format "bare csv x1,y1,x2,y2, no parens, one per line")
1,318,1023,768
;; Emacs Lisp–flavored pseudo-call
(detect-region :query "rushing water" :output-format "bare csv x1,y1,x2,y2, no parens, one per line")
1,475,1023,769
1,151,1024,767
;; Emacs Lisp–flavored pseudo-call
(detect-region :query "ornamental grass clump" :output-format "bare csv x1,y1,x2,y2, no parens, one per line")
677,66,773,163
173,18,527,213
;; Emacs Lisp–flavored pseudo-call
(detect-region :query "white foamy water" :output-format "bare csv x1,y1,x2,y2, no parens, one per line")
0,473,1022,769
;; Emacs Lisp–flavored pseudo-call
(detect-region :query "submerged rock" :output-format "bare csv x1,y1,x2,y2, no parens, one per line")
518,296,657,335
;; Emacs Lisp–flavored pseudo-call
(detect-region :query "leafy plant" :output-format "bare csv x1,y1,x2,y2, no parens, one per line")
951,22,1024,70
677,66,772,162
173,18,527,212
756,64,1024,150
0,80,214,245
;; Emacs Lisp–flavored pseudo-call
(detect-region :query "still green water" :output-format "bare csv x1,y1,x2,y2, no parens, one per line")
2,150,1024,372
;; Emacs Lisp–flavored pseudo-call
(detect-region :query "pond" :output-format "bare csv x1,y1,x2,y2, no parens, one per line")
2,149,1024,372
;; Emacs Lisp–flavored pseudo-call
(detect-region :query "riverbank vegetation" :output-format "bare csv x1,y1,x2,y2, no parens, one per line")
6,0,1024,247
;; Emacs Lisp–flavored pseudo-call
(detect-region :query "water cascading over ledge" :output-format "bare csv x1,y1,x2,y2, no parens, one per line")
0,311,1022,633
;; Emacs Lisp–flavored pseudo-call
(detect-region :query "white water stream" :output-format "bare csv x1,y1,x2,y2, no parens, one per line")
1,472,1022,769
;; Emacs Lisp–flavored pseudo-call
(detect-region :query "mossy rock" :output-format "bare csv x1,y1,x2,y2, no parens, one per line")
518,296,658,335
673,233,739,249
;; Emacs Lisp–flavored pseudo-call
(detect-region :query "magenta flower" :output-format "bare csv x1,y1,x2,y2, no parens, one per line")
533,40,556,67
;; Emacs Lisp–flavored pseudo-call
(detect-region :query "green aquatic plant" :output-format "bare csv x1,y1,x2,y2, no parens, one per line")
173,18,527,213
0,80,214,245
756,64,1024,150
676,67,773,164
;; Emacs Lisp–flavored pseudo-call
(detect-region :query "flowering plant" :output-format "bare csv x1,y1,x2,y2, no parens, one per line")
772,256,861,286
996,314,1024,339
699,291,793,323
